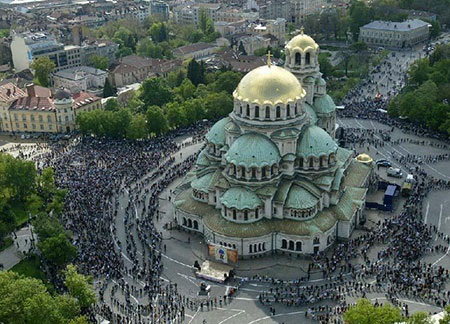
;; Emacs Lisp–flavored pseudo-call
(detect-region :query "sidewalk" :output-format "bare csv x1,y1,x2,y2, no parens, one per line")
0,225,35,270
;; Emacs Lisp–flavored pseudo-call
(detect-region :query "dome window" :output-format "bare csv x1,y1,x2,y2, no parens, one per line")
265,106,270,119
295,52,301,65
276,106,281,119
287,105,290,117
246,105,250,117
305,52,311,65
255,106,259,118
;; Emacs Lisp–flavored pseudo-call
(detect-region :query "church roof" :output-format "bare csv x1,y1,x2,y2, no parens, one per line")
286,185,318,209
191,170,220,193
305,102,318,124
332,187,367,221
313,94,336,115
332,168,345,191
205,117,230,145
233,65,305,105
220,187,262,210
224,120,241,134
225,133,281,168
297,125,338,158
344,160,373,188
196,150,211,167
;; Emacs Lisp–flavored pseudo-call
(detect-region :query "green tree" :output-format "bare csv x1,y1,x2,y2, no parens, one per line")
0,271,85,324
146,105,168,135
0,154,36,202
103,78,116,98
182,98,205,125
104,98,120,112
343,299,403,324
165,102,186,128
30,56,55,87
187,59,205,86
409,58,431,86
90,55,108,70
113,27,136,51
38,233,77,266
174,78,196,100
126,114,147,139
440,305,450,323
407,311,433,324
64,264,96,309
210,71,242,94
33,213,64,242
140,78,173,107
126,91,145,114
349,0,373,41
204,91,233,119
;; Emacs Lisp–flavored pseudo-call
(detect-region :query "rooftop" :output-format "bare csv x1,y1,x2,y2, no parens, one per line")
361,19,430,31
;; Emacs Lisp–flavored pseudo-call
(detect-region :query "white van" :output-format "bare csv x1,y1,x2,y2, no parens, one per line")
387,167,403,178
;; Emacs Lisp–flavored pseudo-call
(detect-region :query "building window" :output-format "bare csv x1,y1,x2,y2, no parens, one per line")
296,241,302,251
286,105,290,117
47,116,52,122
288,240,294,250
254,106,259,118
265,106,270,119
49,125,53,130
305,52,311,65
244,210,248,221
295,52,301,65
233,209,236,220
39,115,43,122
276,106,280,118
313,237,320,245
15,123,19,128
40,124,44,130
281,239,287,249
32,124,36,130
30,115,35,122
23,123,27,129
22,115,26,122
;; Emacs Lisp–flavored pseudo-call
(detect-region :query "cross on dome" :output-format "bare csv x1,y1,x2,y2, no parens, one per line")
266,51,272,67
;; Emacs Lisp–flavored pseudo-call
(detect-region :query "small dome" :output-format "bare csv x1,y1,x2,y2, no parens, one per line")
316,77,326,86
234,65,305,105
305,103,318,124
196,150,211,167
205,117,230,145
220,187,262,210
225,133,281,168
313,94,336,115
286,32,319,52
286,185,318,210
53,87,71,100
297,125,338,158
224,120,241,134
356,153,373,164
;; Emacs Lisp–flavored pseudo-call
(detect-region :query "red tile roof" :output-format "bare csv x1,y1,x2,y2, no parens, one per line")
0,83,27,103
73,91,101,109
10,96,55,112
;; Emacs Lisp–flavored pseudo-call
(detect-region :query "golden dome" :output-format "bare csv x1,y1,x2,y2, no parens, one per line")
286,32,319,52
356,153,373,164
233,65,305,104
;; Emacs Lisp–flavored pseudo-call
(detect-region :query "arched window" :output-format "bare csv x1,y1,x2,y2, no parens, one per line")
271,164,277,175
305,52,311,65
249,245,252,253
296,241,302,251
299,158,304,168
188,219,192,228
255,208,259,219
265,106,270,119
286,105,290,117
313,237,320,245
240,106,242,115
251,167,256,178
255,106,259,118
282,239,287,249
233,244,236,249
289,240,294,250
262,167,266,178
193,220,198,230
183,218,187,226
276,106,281,118
262,242,266,251
295,52,301,65
233,209,237,220
246,105,250,117
258,243,262,252
244,210,248,221
295,104,298,115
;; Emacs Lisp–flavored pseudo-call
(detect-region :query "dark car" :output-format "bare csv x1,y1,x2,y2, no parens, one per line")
376,159,392,167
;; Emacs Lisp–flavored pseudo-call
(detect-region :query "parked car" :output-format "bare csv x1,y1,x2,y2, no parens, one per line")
387,167,403,178
376,159,392,167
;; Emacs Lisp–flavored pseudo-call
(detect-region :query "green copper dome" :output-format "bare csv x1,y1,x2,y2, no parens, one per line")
205,117,230,145
297,125,337,158
220,187,262,210
286,185,318,209
225,133,281,168
313,94,336,115
305,102,317,124
196,150,211,167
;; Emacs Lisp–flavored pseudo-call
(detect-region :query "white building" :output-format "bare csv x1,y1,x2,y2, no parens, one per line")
53,66,107,95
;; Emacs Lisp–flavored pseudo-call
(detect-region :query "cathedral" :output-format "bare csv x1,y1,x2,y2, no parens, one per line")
173,32,374,258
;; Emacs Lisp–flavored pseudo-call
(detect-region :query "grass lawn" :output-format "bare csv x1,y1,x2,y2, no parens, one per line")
10,203,29,228
11,254,47,282
0,237,13,252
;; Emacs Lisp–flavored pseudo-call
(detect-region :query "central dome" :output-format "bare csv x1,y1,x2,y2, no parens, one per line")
233,65,305,105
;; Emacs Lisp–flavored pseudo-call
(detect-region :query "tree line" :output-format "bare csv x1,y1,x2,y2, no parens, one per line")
76,63,242,138
388,44,450,134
